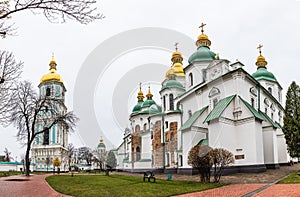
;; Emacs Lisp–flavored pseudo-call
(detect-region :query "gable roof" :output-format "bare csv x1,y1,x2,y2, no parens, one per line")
179,106,208,131
204,95,236,123
238,96,264,121
259,111,280,129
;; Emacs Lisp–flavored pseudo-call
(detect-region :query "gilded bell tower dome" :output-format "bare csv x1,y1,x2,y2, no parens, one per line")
40,54,63,83
165,43,185,78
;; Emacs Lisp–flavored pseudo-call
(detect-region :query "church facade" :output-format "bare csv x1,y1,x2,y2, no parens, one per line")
116,24,290,174
31,57,69,171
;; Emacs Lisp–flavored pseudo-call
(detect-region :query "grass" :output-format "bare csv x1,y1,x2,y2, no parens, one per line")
0,171,22,177
46,174,225,197
278,170,300,184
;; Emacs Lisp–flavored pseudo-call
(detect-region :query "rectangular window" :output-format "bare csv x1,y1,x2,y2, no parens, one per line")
43,129,49,145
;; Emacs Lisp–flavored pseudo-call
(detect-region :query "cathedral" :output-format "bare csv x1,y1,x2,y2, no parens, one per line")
31,56,69,171
116,24,290,174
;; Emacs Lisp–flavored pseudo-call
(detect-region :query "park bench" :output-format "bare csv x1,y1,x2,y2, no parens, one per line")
143,171,156,182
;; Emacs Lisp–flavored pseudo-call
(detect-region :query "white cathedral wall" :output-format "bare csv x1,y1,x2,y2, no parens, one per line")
276,131,289,164
184,63,208,91
134,161,152,169
263,128,279,165
141,132,152,160
181,128,207,168
235,120,264,165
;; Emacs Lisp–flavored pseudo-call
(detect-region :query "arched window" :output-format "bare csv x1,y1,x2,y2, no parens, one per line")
177,102,180,110
213,98,218,108
136,147,141,161
163,96,166,110
170,132,174,141
271,113,274,120
143,123,147,131
268,87,272,94
189,73,193,86
135,125,140,133
188,110,192,118
169,94,174,110
43,128,49,145
46,87,51,96
165,121,168,129
251,98,255,108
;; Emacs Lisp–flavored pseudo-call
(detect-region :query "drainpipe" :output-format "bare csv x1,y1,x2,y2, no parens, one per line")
162,113,165,171
258,85,261,111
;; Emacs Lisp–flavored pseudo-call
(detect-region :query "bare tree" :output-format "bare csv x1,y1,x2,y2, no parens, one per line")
0,0,104,37
3,147,13,162
209,148,234,183
8,80,78,176
0,50,23,123
188,145,212,183
93,148,105,170
67,143,74,168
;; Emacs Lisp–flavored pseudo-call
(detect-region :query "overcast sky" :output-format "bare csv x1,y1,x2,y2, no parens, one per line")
1,0,300,159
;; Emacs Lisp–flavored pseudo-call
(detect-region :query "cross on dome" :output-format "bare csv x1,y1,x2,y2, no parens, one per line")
174,42,179,51
199,22,206,34
257,44,263,55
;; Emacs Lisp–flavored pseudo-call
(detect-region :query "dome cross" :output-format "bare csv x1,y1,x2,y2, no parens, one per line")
199,22,206,34
257,44,263,55
174,42,179,51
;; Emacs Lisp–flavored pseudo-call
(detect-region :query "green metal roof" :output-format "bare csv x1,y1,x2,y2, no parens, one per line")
98,143,106,148
204,95,236,123
179,106,208,131
275,121,283,129
260,111,280,129
252,67,277,82
188,46,216,64
238,96,264,121
161,79,184,91
137,159,152,162
141,99,156,108
0,162,24,165
197,139,208,146
132,100,143,113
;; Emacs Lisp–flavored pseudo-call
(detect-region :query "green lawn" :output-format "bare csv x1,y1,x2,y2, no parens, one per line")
0,171,22,177
278,171,300,184
46,174,224,197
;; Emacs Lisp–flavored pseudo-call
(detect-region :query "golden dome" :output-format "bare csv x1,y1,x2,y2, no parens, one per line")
146,86,153,100
167,42,185,78
165,67,173,78
171,51,183,62
40,69,62,83
40,55,63,83
173,62,185,77
255,44,267,67
197,34,209,40
196,23,211,48
137,83,144,101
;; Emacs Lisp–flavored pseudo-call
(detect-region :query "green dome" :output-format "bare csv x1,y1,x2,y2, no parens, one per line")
98,143,106,148
188,46,216,64
149,104,162,113
141,99,156,108
252,67,277,82
132,101,143,113
161,79,184,90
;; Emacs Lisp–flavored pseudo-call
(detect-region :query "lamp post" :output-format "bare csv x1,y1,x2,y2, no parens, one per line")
15,156,18,171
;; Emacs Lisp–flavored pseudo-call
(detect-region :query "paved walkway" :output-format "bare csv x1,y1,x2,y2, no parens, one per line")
0,164,299,197
175,184,300,197
0,174,71,197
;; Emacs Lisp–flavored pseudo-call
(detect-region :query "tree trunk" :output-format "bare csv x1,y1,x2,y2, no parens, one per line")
25,144,31,176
